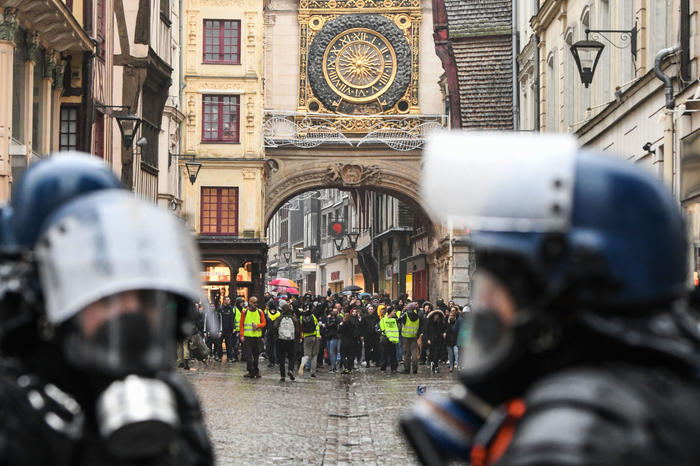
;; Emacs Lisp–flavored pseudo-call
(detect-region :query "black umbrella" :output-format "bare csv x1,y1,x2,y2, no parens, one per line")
342,285,362,292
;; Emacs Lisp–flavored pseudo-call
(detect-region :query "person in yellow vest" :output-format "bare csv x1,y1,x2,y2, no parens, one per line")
398,302,423,374
379,305,399,373
239,296,266,378
377,304,386,320
299,305,321,377
265,300,281,367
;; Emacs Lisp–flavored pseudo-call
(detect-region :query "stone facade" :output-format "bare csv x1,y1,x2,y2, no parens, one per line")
0,1,94,199
525,1,700,283
181,0,267,303
263,0,447,301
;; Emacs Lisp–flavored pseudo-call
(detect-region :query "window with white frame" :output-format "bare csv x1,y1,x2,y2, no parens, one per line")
565,28,576,130
596,0,612,106
618,0,635,86
578,9,591,123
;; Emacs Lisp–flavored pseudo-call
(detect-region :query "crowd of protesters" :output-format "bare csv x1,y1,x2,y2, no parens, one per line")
183,291,470,381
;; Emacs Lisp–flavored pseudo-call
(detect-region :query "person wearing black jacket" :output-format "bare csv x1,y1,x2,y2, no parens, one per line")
445,306,461,373
218,296,236,363
203,302,223,361
362,305,380,367
425,309,447,373
338,307,361,373
321,307,341,372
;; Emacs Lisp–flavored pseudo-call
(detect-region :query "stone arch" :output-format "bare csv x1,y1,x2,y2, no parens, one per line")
263,151,430,229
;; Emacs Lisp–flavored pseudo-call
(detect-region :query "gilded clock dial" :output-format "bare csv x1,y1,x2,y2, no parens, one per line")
323,28,397,103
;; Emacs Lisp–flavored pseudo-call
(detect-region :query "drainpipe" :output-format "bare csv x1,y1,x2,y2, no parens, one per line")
533,0,540,132
512,0,519,130
655,44,680,110
654,44,680,191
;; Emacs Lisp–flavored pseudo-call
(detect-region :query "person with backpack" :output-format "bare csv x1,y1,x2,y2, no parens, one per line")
299,305,320,377
274,303,299,382
239,297,266,378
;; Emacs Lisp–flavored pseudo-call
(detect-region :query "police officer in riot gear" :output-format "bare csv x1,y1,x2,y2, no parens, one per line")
402,132,700,465
0,154,213,465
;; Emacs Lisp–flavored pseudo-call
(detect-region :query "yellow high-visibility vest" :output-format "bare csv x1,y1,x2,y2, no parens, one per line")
402,315,420,338
381,317,399,343
243,310,262,337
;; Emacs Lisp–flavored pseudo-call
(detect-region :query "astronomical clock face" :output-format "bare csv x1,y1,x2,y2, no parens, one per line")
323,28,396,104
308,14,412,114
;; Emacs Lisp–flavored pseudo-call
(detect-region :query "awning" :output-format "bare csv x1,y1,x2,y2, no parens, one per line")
1,1,95,53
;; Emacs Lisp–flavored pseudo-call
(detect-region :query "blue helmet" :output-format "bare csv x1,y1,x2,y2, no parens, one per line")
5,152,123,249
423,132,697,404
423,132,686,310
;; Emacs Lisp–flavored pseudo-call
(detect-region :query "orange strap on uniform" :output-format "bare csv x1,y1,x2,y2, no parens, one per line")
470,399,526,466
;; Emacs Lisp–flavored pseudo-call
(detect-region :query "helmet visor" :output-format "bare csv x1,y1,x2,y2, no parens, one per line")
63,290,176,375
422,131,577,233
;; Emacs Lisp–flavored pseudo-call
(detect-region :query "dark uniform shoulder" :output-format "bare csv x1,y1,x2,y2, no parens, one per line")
0,365,79,466
496,364,700,466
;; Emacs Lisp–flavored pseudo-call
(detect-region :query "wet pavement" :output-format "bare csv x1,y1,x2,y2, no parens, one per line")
181,357,456,465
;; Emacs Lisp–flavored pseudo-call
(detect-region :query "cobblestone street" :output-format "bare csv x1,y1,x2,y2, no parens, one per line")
181,358,455,465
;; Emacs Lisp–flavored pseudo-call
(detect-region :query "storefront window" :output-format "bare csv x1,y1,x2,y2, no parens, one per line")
685,203,700,286
201,261,231,307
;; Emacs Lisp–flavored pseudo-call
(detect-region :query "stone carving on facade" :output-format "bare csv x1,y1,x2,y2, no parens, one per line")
246,96,254,128
326,163,381,186
301,0,420,8
53,59,66,89
27,32,42,64
43,50,57,80
0,8,19,42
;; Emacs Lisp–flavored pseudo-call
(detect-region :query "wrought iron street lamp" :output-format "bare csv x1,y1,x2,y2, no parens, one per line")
570,23,637,88
97,105,142,148
333,238,344,252
570,38,605,88
283,250,292,263
169,153,201,185
346,231,360,249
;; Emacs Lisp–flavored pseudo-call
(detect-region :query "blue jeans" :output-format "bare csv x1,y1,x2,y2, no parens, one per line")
327,338,340,370
447,345,459,369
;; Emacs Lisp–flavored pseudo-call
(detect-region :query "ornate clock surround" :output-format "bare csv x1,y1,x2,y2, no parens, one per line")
298,0,421,117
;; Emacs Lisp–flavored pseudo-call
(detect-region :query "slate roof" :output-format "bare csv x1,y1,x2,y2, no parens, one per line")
444,0,512,38
444,0,514,129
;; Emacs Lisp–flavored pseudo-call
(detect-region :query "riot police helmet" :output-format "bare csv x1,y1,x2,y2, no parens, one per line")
423,132,696,403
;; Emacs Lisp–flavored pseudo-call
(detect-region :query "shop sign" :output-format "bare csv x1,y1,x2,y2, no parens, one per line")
330,271,340,281
385,265,392,279
200,269,231,282
302,263,317,273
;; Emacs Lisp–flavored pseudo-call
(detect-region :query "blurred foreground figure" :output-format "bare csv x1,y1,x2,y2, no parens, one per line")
0,154,213,465
401,132,700,465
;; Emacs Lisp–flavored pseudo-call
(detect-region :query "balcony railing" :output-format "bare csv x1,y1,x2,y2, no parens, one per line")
263,111,446,151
